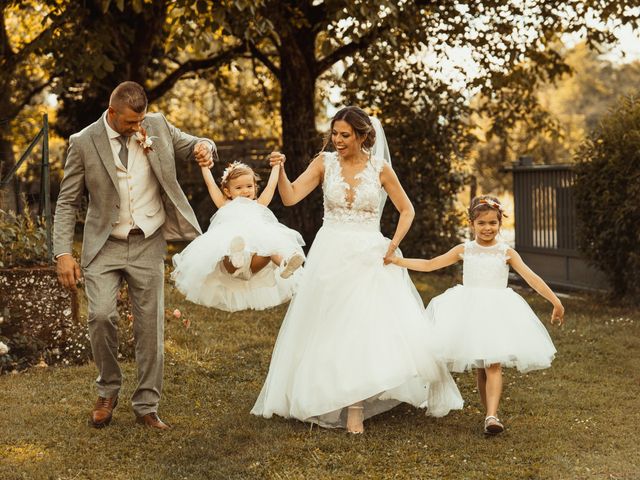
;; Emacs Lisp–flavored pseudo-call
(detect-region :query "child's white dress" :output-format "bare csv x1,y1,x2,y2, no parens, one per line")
171,197,305,312
425,240,557,373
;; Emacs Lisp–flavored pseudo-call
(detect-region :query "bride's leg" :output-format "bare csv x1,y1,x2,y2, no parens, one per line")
346,401,364,434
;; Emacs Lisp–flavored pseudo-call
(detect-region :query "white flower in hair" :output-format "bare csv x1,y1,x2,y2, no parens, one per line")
221,161,250,184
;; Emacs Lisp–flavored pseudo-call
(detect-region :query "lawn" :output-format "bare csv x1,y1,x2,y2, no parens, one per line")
0,273,639,480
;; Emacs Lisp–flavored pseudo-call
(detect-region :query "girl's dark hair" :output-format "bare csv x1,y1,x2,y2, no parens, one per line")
468,195,506,223
322,106,376,152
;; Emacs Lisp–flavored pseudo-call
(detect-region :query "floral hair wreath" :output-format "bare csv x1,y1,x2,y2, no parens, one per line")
220,161,251,185
472,198,508,218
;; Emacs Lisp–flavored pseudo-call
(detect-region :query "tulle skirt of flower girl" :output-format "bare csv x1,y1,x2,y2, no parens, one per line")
171,198,304,312
425,285,557,373
251,220,463,428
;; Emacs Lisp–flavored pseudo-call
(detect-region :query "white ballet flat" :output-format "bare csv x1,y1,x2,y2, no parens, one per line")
279,253,304,279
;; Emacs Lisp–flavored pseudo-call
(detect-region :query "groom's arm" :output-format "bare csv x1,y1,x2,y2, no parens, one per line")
157,113,215,165
53,136,85,258
53,136,85,290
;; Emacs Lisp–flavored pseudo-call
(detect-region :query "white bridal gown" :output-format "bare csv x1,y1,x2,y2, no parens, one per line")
251,151,463,428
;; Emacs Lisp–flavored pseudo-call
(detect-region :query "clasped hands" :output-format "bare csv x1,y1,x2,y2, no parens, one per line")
194,141,216,168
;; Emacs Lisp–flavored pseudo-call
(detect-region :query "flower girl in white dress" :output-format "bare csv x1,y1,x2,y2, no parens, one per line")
389,195,565,435
171,161,305,312
251,107,463,433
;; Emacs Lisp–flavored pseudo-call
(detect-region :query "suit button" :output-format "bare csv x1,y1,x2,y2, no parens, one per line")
115,204,120,209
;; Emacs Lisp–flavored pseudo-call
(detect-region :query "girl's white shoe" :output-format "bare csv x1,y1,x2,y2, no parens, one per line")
279,253,304,279
484,416,504,435
229,236,250,269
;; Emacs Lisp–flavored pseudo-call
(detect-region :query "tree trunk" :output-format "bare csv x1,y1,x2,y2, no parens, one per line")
277,26,323,242
0,133,18,212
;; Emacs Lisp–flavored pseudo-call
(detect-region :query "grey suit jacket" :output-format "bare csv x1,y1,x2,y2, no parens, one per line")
53,112,211,267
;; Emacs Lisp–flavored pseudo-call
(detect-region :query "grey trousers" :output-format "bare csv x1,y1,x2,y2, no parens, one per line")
83,230,166,416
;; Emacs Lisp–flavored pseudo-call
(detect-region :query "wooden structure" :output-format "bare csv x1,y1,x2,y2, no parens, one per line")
510,158,608,290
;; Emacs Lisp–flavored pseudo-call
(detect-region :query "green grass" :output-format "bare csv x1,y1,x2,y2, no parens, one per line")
1,273,639,480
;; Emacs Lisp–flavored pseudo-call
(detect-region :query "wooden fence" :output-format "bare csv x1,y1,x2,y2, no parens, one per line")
510,159,607,290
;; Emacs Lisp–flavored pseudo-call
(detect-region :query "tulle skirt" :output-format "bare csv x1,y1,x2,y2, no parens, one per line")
425,285,557,373
251,220,463,428
171,198,305,312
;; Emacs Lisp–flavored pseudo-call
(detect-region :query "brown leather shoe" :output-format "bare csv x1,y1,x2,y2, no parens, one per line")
89,396,118,428
136,412,171,430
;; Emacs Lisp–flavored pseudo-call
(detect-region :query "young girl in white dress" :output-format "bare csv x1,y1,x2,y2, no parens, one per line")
251,107,463,433
389,195,565,435
171,161,305,312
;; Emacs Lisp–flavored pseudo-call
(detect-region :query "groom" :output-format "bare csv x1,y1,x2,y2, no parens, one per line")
54,81,213,429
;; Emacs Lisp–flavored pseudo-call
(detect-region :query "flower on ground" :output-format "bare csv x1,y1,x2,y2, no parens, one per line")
173,309,181,319
0,341,9,355
182,318,191,329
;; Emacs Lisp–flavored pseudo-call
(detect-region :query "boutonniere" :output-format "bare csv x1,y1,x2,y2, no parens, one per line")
135,127,155,154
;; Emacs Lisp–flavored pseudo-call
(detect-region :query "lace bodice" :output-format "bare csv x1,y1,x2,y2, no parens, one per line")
322,151,385,225
462,241,511,289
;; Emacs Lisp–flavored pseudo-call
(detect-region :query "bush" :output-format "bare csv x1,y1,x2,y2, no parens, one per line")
0,208,89,372
0,208,49,267
574,95,640,301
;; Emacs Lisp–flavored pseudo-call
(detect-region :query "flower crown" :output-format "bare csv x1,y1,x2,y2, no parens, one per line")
472,198,508,217
220,161,251,185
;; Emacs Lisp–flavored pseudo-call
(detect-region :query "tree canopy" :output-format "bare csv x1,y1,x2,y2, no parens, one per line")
2,0,640,241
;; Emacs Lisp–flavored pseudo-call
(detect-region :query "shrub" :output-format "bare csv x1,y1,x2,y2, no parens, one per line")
574,95,640,301
0,208,49,267
0,208,89,372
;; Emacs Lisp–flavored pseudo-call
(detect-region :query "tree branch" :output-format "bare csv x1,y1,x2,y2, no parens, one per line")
248,41,281,80
147,44,246,102
2,79,53,124
315,24,389,76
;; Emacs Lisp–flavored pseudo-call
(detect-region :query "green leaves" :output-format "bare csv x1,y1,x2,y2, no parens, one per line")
0,209,50,268
575,95,640,301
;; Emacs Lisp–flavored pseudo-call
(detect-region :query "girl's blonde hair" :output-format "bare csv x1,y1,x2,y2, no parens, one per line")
468,195,507,223
220,161,260,197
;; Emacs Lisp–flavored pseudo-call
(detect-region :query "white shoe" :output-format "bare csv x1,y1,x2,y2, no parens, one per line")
229,236,249,269
279,253,304,279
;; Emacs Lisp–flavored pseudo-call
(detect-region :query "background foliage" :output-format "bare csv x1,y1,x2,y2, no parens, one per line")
574,95,640,302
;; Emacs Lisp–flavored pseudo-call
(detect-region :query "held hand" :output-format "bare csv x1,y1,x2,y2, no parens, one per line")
383,243,399,265
56,255,82,292
550,302,565,326
268,151,286,167
194,141,214,168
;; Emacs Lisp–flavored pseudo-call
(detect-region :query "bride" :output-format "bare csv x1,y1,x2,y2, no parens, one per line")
251,106,463,433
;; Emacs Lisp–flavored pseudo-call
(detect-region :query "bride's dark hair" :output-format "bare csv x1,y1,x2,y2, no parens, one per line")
321,106,376,153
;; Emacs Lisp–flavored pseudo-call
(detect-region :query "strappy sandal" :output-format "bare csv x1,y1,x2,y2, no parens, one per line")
484,415,504,435
346,406,364,434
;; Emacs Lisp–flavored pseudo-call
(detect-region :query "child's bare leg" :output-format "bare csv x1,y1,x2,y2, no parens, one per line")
484,363,502,418
270,254,283,266
476,368,488,410
250,255,271,273
222,257,238,274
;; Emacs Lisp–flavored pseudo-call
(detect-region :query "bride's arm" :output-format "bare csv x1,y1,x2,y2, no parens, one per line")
380,163,415,263
268,152,324,206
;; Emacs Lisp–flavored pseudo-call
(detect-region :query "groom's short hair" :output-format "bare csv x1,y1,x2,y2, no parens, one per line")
110,81,148,113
